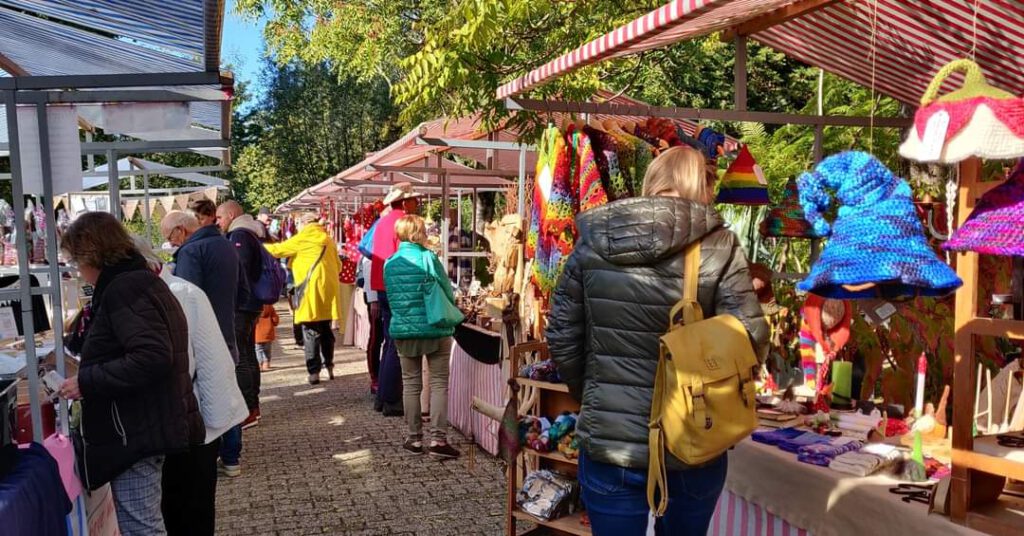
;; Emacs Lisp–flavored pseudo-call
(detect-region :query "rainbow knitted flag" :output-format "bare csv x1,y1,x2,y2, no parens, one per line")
716,145,769,205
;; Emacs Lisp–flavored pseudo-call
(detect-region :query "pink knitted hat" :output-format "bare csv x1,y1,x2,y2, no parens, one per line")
944,160,1024,256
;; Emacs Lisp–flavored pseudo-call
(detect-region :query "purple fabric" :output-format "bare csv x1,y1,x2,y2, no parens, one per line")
751,427,804,446
778,432,831,453
945,160,1024,256
797,439,864,467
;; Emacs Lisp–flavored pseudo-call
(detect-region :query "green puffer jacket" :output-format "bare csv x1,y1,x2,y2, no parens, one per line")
383,242,457,340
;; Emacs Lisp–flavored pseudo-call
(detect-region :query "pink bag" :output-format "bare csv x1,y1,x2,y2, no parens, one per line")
43,433,83,502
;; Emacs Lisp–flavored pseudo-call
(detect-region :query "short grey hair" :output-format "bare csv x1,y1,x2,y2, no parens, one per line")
160,210,199,235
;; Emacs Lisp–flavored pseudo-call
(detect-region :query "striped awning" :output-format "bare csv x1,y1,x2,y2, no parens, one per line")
495,1,1024,107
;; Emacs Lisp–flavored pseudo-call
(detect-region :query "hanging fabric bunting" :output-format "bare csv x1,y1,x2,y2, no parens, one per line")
175,194,191,211
944,160,1024,256
797,151,961,299
759,178,820,238
900,59,1024,164
158,196,177,214
715,145,769,205
147,198,162,218
122,199,140,221
204,187,219,202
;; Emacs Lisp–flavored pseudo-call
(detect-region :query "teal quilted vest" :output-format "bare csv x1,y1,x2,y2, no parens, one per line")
383,242,456,340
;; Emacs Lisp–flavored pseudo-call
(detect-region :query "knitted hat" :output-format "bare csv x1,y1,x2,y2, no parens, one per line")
944,159,1024,256
759,178,820,238
797,151,962,299
900,59,1024,164
715,145,770,205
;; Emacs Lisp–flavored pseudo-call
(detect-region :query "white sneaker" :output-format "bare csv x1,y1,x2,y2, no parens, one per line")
217,459,241,477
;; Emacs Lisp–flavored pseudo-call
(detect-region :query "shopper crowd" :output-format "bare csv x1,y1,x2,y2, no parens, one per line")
54,182,463,536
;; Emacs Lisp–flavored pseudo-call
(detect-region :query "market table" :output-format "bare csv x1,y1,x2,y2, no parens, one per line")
718,437,981,536
447,338,506,456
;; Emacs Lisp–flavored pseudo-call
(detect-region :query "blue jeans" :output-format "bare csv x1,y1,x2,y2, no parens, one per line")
219,425,243,466
578,451,726,536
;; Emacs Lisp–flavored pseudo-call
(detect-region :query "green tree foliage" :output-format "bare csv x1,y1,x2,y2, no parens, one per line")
228,59,403,211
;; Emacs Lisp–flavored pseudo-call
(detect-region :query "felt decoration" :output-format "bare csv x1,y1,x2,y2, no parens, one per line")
760,178,821,238
695,125,726,160
797,151,962,299
900,59,1024,164
715,145,769,205
944,159,1024,256
799,294,851,394
498,398,521,465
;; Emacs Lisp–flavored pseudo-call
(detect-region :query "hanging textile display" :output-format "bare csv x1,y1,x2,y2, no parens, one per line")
571,128,608,212
797,151,962,299
528,126,574,298
760,178,820,238
716,145,769,205
899,59,1024,164
944,159,1024,256
122,199,140,220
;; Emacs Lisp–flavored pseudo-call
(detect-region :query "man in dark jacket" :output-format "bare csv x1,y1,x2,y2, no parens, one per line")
162,210,247,478
162,211,239,358
217,200,264,429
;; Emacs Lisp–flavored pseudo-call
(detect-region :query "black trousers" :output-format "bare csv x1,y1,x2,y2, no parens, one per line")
235,310,261,411
367,301,383,385
293,321,304,346
162,438,221,536
303,320,336,374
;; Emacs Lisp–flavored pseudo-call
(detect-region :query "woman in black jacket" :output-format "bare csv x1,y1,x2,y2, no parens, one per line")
546,146,769,536
59,212,203,536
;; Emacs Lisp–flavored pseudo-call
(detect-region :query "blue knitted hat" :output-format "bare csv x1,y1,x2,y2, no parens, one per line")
797,151,962,299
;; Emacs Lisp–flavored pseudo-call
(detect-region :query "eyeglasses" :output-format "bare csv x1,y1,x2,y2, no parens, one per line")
164,226,182,243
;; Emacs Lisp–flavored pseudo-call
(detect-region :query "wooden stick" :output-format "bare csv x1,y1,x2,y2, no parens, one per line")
1010,372,1024,432
987,368,993,433
1000,371,1013,433
935,385,951,426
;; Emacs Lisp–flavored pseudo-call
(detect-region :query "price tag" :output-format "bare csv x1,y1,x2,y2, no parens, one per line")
920,110,950,162
0,306,17,340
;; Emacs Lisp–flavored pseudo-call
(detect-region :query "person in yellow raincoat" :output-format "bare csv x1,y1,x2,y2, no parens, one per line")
265,213,341,384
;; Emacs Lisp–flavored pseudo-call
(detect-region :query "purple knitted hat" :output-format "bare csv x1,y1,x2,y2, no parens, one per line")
945,160,1024,256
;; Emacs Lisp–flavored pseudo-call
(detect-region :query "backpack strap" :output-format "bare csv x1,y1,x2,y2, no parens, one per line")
647,240,704,516
647,347,670,517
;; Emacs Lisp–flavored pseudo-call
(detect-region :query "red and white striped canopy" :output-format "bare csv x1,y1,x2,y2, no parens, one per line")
495,0,1024,106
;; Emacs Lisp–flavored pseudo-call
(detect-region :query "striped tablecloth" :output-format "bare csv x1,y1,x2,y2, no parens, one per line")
447,340,506,456
707,491,808,536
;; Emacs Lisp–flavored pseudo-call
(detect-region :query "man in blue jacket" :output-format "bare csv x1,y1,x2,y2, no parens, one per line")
162,210,246,478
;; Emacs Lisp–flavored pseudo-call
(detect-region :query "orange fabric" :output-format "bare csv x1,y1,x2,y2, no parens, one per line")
255,304,280,343
801,294,851,354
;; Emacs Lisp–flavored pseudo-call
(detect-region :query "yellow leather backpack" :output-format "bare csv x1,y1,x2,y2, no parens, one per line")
647,242,759,516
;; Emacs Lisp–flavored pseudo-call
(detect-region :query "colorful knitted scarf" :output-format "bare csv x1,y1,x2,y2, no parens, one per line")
572,130,608,212
584,126,629,201
529,127,576,298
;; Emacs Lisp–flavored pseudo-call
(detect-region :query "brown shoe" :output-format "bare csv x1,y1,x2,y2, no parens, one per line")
326,366,335,380
260,362,270,372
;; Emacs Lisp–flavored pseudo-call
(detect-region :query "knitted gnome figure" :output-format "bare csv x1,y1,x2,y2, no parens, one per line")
944,159,1024,257
797,151,962,299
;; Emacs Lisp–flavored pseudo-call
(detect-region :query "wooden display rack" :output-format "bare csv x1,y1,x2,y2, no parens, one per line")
506,341,591,536
950,157,1024,534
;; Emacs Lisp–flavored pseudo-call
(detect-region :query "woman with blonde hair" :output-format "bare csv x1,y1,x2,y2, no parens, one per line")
546,146,768,535
383,215,461,458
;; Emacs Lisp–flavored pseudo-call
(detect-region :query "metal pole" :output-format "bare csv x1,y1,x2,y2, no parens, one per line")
517,147,527,220
36,101,69,434
144,175,152,241
5,91,43,440
107,149,121,218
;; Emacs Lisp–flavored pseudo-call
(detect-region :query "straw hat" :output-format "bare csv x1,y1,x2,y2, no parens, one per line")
382,182,424,206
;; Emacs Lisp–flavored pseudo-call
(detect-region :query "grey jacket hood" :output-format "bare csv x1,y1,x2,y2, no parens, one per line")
577,197,725,267
228,214,266,239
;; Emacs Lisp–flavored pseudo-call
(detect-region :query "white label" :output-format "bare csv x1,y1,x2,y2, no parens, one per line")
0,306,17,340
875,302,897,321
753,164,768,185
920,110,950,161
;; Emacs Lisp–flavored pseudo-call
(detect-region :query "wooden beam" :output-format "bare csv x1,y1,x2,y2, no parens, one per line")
366,164,519,178
722,0,840,40
0,52,95,132
951,157,983,522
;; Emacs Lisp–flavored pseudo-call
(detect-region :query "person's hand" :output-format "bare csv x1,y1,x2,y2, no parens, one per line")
59,375,82,400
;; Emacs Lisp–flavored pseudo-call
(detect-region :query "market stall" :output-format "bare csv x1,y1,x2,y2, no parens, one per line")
0,1,232,533
492,1,1024,535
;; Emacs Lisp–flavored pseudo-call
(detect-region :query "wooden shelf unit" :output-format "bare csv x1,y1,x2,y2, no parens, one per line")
507,341,591,536
950,157,1024,535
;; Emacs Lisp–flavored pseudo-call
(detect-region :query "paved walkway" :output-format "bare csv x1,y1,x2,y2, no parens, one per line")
215,307,508,535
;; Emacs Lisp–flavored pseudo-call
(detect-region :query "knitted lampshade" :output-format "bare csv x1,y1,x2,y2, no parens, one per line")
944,160,1024,256
759,178,820,238
797,151,962,299
715,145,769,205
900,59,1024,164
